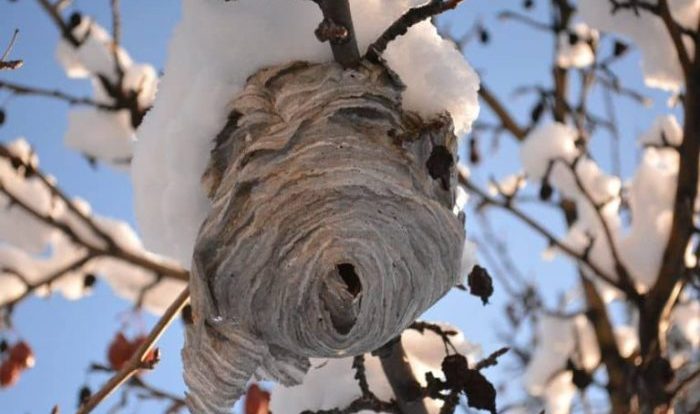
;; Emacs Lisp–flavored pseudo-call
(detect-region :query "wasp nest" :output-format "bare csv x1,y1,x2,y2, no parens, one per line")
183,60,465,413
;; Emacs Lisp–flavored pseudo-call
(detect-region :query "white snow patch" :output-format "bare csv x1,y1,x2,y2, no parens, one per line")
578,0,697,91
132,0,480,265
269,323,480,414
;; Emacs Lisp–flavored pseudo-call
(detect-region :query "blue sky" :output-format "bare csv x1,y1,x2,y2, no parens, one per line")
0,1,678,413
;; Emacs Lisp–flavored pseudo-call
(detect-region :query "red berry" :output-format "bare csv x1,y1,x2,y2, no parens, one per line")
107,333,132,371
245,384,270,414
0,361,21,388
9,341,35,369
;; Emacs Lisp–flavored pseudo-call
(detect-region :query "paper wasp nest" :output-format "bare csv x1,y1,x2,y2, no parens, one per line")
183,60,465,413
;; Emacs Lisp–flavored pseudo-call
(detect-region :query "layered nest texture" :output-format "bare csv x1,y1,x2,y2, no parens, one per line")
183,60,465,413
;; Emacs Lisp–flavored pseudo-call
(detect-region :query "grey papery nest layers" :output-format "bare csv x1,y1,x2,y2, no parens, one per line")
183,60,465,413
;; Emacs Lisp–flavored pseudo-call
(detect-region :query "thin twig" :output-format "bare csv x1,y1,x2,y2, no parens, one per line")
109,0,125,82
0,80,118,110
474,347,509,370
76,287,190,414
559,157,639,300
128,376,186,412
409,321,458,354
2,254,97,309
658,0,691,77
497,11,553,31
459,171,623,290
366,0,463,62
0,29,23,71
669,368,700,401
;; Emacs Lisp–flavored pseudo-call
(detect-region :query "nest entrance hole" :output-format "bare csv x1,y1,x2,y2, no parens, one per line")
336,263,362,297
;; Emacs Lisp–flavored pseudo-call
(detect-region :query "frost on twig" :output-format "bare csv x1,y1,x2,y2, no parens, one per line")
184,60,464,413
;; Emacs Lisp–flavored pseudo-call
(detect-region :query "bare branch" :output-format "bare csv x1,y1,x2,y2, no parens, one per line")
89,364,187,412
579,274,630,411
474,347,509,370
0,79,118,110
409,321,458,354
109,0,125,82
497,11,552,32
478,85,528,141
669,367,700,402
0,29,23,71
76,287,190,414
459,170,623,291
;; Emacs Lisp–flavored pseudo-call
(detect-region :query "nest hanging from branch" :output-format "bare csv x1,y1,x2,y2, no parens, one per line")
183,60,465,413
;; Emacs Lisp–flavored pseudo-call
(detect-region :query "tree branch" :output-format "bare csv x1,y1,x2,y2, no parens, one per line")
459,171,623,291
0,29,22,71
2,254,97,310
560,157,639,300
478,84,528,141
35,0,80,46
579,274,630,411
375,337,429,414
658,0,691,77
109,0,125,82
366,0,463,62
76,287,190,414
0,144,189,284
474,347,509,370
0,80,118,111
640,21,700,362
311,0,361,68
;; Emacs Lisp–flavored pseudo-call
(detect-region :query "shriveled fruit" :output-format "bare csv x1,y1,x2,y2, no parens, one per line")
9,341,35,369
107,333,132,370
0,361,21,388
244,384,270,414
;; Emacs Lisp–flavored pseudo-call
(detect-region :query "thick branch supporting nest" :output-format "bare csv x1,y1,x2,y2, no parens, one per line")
183,60,464,413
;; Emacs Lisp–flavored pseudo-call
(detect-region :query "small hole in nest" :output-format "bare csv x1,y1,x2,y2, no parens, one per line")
336,263,362,297
426,145,454,190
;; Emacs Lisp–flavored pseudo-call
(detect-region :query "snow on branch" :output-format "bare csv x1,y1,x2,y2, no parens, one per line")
0,0,158,167
365,0,463,62
0,140,188,322
0,79,119,111
459,169,623,291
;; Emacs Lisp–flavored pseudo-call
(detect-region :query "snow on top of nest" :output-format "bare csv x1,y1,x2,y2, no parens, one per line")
132,0,480,265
